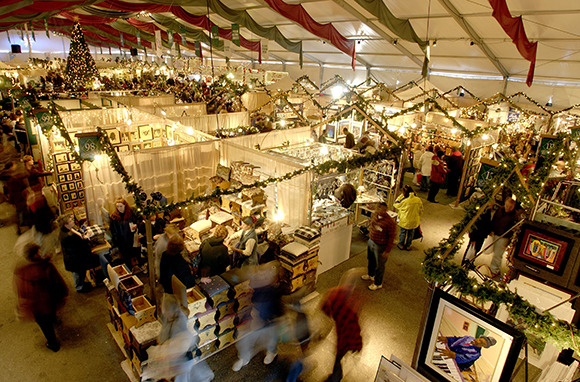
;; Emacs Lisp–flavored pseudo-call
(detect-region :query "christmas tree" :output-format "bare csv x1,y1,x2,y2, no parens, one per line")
65,22,98,90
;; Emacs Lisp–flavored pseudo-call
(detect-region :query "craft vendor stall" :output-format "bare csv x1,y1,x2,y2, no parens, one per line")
177,111,250,134
226,126,312,150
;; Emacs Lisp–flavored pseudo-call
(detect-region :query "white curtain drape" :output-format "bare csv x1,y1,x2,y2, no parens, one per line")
226,126,311,150
137,103,207,118
220,141,309,227
241,91,271,112
83,141,220,224
175,112,249,134
109,95,176,107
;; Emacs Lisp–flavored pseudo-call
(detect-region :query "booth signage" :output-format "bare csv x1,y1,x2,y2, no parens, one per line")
77,134,102,161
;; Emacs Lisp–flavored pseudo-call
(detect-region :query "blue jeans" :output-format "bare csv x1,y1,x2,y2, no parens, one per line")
420,175,430,191
399,227,415,248
367,239,388,286
72,271,85,291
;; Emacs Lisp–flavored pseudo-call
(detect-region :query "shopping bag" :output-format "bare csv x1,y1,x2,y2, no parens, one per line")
413,225,423,241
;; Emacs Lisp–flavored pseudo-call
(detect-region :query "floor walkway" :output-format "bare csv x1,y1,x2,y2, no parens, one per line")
0,179,528,381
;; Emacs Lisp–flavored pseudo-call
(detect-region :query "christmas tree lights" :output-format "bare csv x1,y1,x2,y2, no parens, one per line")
65,23,98,90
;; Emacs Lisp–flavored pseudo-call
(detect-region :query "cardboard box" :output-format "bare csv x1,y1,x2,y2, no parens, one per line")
186,286,208,319
132,295,156,328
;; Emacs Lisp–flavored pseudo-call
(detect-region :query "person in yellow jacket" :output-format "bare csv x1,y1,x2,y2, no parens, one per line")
393,185,423,251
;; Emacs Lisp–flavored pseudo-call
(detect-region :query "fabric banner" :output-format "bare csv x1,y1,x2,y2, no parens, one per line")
224,39,231,59
488,0,537,86
44,18,49,38
136,29,141,48
77,135,102,161
211,25,219,46
262,0,355,68
180,26,187,47
33,109,54,133
167,29,173,47
194,41,202,59
155,29,162,57
29,21,35,41
231,23,240,46
120,32,124,46
17,94,33,112
261,39,269,60
176,42,181,58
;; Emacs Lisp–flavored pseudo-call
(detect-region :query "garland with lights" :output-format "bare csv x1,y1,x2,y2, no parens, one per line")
215,125,260,138
422,133,580,350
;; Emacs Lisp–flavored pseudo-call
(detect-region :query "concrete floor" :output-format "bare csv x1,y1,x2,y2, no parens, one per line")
0,177,527,382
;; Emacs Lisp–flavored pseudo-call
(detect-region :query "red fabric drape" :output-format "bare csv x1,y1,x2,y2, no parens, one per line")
100,0,261,54
0,0,91,21
488,0,537,86
126,18,183,46
59,10,117,25
263,0,355,69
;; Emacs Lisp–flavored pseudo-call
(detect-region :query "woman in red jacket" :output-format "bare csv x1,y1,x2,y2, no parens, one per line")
428,150,447,203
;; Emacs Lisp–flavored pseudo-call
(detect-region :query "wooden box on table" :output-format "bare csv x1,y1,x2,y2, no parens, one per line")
118,275,144,298
132,295,156,328
220,268,252,299
216,299,236,320
197,324,218,345
217,328,236,349
194,306,218,331
186,286,208,319
216,314,236,336
198,275,230,307
130,320,161,361
196,337,218,358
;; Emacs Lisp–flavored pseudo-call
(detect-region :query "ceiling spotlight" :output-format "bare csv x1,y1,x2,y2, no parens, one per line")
432,40,437,47
393,39,398,45
357,40,361,44
470,41,475,46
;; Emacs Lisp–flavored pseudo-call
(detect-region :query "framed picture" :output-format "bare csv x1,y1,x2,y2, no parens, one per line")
52,140,66,152
70,191,78,201
417,288,524,382
72,200,79,207
60,184,68,193
351,121,363,138
121,132,131,143
337,119,351,138
64,202,72,210
78,191,85,199
130,131,139,142
54,153,68,163
143,142,152,149
73,172,81,180
139,125,153,141
58,174,66,183
66,173,73,181
56,163,70,174
153,128,163,139
165,125,174,140
116,144,130,152
325,123,336,142
76,181,84,190
131,143,142,151
67,182,76,191
70,162,81,171
514,223,574,274
106,128,121,144
62,193,70,202
152,140,163,148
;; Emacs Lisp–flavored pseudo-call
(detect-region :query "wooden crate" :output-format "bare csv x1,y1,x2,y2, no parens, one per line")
186,286,208,319
132,295,156,328
279,253,318,279
118,275,144,298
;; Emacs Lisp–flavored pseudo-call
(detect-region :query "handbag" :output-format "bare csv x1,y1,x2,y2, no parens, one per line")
413,225,423,241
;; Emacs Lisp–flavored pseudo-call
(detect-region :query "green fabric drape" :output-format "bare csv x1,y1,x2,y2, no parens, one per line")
0,0,33,19
150,14,224,50
145,0,302,55
353,0,429,75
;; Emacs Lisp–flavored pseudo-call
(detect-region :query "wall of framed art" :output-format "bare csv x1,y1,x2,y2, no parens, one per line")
53,151,86,213
455,144,493,204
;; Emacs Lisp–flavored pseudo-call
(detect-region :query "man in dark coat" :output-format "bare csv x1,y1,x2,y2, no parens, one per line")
59,214,97,293
446,148,464,197
198,225,230,281
343,127,355,149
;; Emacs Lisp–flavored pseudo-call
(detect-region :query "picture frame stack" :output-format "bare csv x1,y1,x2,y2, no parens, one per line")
53,152,86,212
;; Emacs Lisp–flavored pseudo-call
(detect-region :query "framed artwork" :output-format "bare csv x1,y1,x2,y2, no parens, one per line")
73,172,81,180
58,174,66,183
514,223,574,274
56,163,70,174
52,140,66,152
76,181,84,190
70,162,81,171
165,125,174,140
337,119,351,138
351,121,363,138
63,193,70,202
131,143,142,151
116,144,130,153
130,131,139,142
54,153,68,163
325,123,336,142
143,142,152,149
153,128,163,139
67,182,76,191
60,184,68,193
106,128,121,144
417,288,524,382
139,125,153,141
78,191,85,199
72,201,80,207
152,140,163,148
64,202,72,210
70,191,78,201
121,132,131,143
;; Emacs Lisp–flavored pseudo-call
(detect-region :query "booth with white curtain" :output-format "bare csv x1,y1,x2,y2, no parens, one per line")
225,126,312,150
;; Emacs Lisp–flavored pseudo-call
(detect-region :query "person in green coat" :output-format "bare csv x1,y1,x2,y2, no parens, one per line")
393,185,423,251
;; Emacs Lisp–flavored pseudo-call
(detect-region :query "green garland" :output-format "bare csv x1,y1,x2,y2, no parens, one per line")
215,125,260,138
422,133,580,350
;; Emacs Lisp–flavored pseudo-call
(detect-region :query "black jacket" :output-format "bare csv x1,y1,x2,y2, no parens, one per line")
159,252,195,293
60,228,97,272
198,237,230,277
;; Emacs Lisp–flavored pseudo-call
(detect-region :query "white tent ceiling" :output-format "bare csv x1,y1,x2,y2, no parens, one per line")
2,0,580,107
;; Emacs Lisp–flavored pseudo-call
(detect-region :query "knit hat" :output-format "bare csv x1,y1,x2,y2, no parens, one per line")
479,336,497,348
242,216,255,226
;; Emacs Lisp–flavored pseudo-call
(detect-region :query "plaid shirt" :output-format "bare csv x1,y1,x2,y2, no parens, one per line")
369,207,396,252
322,286,363,358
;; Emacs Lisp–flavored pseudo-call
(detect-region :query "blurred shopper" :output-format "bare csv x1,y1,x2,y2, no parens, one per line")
198,225,230,282
445,147,464,197
159,236,195,294
361,203,396,291
418,145,434,192
13,243,68,352
109,197,139,268
427,150,447,203
489,198,522,277
321,269,364,382
393,185,423,251
232,261,284,371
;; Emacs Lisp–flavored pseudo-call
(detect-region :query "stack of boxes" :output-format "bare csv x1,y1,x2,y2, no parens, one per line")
105,264,158,379
278,226,321,293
